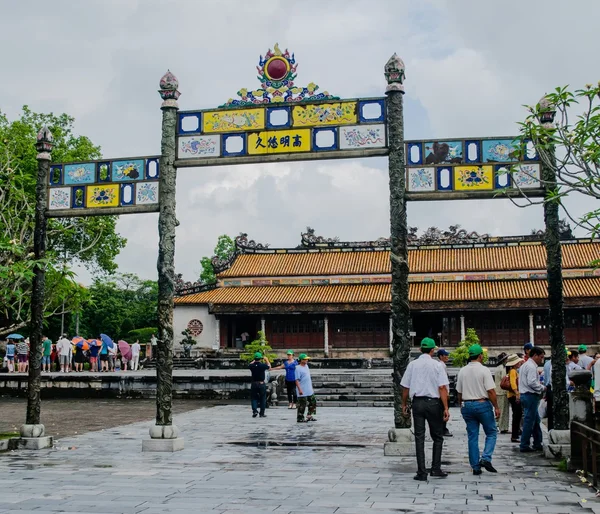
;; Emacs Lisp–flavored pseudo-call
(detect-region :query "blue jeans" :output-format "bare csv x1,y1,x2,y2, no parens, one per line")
251,382,266,416
461,400,497,470
42,356,50,366
520,392,543,450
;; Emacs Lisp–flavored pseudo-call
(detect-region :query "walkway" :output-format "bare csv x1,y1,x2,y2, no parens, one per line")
0,405,597,514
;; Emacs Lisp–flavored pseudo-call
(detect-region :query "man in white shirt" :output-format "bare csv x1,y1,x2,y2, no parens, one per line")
578,345,593,371
518,346,546,452
56,335,72,373
456,344,501,475
131,340,141,371
401,337,450,481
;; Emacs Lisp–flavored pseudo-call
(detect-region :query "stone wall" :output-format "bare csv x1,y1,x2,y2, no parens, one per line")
173,304,217,350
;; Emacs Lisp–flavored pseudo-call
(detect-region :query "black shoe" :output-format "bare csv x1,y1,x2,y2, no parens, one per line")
511,438,520,443
473,469,482,476
443,431,453,437
480,460,497,473
520,447,534,453
532,446,543,451
413,474,428,481
430,470,448,478
259,414,267,418
500,430,509,434
252,412,258,418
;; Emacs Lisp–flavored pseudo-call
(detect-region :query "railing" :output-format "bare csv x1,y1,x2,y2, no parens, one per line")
571,420,600,486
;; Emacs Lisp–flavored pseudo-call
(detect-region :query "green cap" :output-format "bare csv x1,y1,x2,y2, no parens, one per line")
254,352,263,359
468,344,483,357
298,353,310,360
420,337,436,350
579,344,588,352
287,350,294,355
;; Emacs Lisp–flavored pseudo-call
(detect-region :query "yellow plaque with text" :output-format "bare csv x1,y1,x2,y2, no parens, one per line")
203,108,265,133
247,129,311,155
86,184,120,208
292,101,357,127
454,165,494,191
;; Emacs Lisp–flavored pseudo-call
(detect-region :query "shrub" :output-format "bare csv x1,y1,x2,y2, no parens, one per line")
181,329,197,346
450,328,488,367
240,331,277,363
127,327,157,344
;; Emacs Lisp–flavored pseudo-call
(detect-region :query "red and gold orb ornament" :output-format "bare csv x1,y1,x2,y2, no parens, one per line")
264,56,290,82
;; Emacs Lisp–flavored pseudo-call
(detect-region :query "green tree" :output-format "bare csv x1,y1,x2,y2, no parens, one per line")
240,331,277,363
199,234,236,284
0,107,127,336
449,328,488,368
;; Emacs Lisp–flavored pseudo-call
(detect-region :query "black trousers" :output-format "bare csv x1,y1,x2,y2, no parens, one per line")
508,395,523,439
412,396,444,476
285,380,298,404
546,385,554,431
250,382,266,415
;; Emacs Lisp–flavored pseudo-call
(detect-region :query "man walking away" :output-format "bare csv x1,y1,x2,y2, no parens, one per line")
519,346,546,453
131,340,141,371
56,334,71,373
296,354,317,422
579,345,593,371
456,344,500,475
249,352,271,418
401,337,450,481
437,348,452,437
494,353,509,434
42,335,52,372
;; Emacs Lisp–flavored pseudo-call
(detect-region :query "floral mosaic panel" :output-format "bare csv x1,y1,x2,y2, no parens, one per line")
454,165,494,190
178,135,221,159
482,139,519,162
64,163,95,185
292,101,357,127
86,184,119,208
48,188,71,210
112,160,145,182
135,182,159,205
512,163,541,189
339,124,386,150
203,108,265,133
408,167,435,192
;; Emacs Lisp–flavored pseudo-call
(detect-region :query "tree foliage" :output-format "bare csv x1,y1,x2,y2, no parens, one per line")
449,328,488,368
512,84,600,245
78,274,157,340
0,107,127,335
199,234,236,284
240,331,277,363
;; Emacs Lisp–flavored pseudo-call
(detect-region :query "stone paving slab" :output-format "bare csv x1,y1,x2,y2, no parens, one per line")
0,406,598,513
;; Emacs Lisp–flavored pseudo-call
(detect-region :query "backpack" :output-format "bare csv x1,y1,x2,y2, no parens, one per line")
500,374,512,392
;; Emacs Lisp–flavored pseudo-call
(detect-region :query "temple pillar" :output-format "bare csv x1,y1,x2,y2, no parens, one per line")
324,316,329,357
529,311,535,344
460,314,466,342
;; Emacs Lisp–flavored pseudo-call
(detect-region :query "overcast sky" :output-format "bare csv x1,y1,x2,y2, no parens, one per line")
1,0,598,284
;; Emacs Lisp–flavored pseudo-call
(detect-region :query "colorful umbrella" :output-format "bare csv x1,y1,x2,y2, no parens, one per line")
6,333,24,340
72,336,85,345
118,340,132,361
100,333,114,349
75,340,90,351
87,338,101,347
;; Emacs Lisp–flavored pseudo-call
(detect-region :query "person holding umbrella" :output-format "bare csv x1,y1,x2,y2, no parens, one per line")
88,340,100,371
72,337,88,372
118,340,132,371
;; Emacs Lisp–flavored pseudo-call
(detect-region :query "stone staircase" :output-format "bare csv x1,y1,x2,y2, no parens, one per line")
312,370,458,407
142,357,198,370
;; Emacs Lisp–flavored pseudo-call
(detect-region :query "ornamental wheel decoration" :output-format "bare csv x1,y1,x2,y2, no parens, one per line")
187,319,204,337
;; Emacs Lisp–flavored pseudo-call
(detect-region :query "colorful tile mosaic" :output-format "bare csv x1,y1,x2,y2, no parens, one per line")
86,184,119,208
408,167,435,192
454,165,493,190
512,163,541,189
482,139,519,163
64,163,95,185
203,108,265,133
339,124,386,149
135,182,159,205
48,188,71,210
178,135,221,158
112,160,145,182
292,102,357,127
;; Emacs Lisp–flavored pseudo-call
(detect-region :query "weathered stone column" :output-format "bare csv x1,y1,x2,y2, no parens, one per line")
261,316,266,335
384,53,411,434
214,318,221,349
388,315,393,353
537,95,568,431
143,70,183,452
323,316,329,357
20,127,54,450
529,311,535,344
460,314,466,342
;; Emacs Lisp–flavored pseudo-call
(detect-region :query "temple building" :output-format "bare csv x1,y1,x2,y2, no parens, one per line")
173,230,600,357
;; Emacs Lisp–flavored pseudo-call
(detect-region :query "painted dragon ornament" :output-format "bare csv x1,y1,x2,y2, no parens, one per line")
385,53,405,93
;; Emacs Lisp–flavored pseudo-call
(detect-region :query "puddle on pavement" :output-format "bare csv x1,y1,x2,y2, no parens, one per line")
228,440,367,448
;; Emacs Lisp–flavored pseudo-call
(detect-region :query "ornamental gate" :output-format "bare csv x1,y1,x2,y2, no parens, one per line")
26,43,548,450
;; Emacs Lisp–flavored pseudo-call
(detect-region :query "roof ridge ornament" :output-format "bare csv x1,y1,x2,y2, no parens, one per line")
235,232,270,251
384,53,405,94
219,43,339,108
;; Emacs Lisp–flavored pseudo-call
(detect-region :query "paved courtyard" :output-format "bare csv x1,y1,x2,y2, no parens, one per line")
0,405,598,514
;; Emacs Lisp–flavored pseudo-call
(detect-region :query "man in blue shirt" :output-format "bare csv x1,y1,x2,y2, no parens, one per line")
249,352,271,418
281,350,298,408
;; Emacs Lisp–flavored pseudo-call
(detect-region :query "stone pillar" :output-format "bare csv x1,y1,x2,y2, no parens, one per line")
143,70,183,453
460,314,466,342
389,315,393,353
529,311,535,344
324,316,329,357
261,316,266,335
383,53,413,457
214,318,221,350
20,127,54,450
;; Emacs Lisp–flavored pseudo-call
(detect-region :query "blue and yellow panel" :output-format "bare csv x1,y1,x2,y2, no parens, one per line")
292,102,357,127
203,108,265,133
454,166,494,191
247,128,311,155
86,184,120,208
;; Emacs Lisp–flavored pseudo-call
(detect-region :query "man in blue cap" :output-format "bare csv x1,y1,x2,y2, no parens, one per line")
437,349,452,437
456,344,500,475
401,337,450,481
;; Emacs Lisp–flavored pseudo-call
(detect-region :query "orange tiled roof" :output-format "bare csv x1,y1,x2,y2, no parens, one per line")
218,243,600,278
174,277,600,305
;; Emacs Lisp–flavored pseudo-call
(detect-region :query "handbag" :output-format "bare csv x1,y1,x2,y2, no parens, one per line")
500,374,512,391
